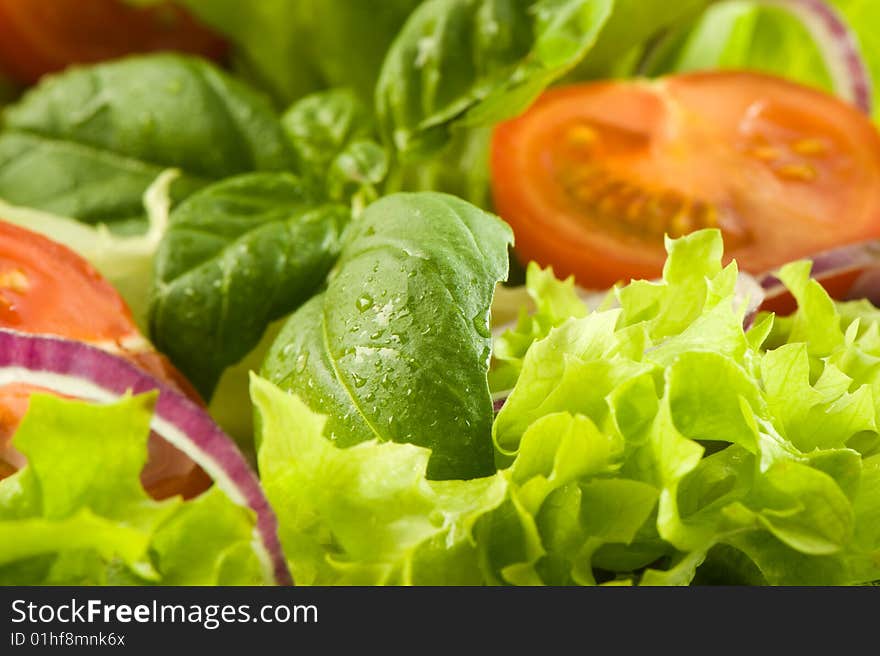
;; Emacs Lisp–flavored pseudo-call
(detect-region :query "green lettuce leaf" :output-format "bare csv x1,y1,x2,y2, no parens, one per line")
253,375,507,585
257,227,880,585
490,261,589,391
0,394,265,585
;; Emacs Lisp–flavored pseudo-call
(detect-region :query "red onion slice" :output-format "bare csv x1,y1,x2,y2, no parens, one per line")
0,328,292,586
761,0,873,114
758,239,880,309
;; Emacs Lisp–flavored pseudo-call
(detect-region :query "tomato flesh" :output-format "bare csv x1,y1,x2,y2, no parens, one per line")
0,0,226,84
0,221,210,500
491,72,880,289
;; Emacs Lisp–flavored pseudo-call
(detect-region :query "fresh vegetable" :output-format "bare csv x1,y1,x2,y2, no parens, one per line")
148,88,390,407
0,171,174,328
0,0,227,84
1,0,879,589
376,0,615,161
491,71,880,288
253,374,508,585
257,230,880,585
748,0,872,113
149,173,350,399
281,88,388,208
0,220,208,499
0,328,289,584
161,0,421,104
0,54,296,231
0,221,141,344
262,192,513,480
0,392,276,585
756,239,880,314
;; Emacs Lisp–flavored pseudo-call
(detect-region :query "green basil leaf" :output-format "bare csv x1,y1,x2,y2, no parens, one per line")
281,88,388,205
150,172,349,398
0,54,296,230
376,0,614,160
282,88,375,178
262,192,513,479
327,140,388,207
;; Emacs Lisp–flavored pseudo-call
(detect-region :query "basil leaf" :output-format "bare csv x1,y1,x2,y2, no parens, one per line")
0,54,296,230
262,192,513,480
385,126,494,209
282,89,373,171
376,0,613,160
327,140,388,207
150,173,349,398
281,88,387,204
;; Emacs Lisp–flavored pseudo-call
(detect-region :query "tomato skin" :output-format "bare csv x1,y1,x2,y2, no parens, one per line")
0,0,226,84
492,72,880,290
0,222,138,341
0,221,209,500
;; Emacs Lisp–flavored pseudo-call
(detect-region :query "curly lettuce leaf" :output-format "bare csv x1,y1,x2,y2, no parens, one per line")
0,394,264,586
258,227,880,585
490,262,590,391
253,375,508,585
492,230,880,585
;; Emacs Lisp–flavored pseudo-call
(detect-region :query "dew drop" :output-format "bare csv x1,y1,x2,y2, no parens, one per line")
356,294,374,312
472,312,491,339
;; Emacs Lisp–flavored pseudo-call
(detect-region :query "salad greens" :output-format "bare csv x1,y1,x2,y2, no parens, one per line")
375,0,615,160
256,230,880,585
281,88,388,208
149,172,349,398
164,0,422,104
0,54,295,232
1,0,880,587
1,0,877,400
263,192,513,480
0,393,265,585
253,375,508,585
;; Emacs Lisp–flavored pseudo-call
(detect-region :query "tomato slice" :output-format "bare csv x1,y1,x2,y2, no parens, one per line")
0,221,210,500
491,71,880,289
0,0,226,84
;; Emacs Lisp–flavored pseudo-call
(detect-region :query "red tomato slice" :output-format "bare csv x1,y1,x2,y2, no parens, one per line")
491,71,880,289
0,0,226,84
0,221,210,500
